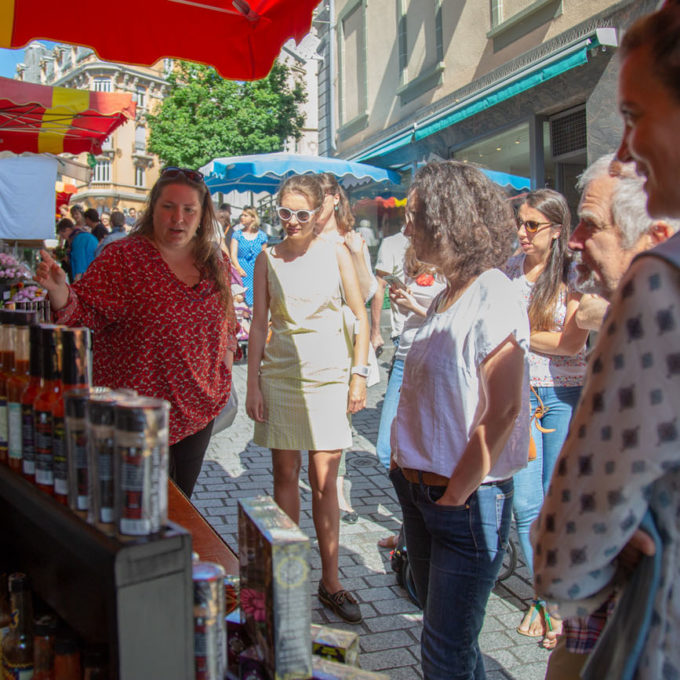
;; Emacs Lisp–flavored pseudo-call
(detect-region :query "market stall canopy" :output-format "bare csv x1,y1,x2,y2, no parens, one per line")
201,152,402,195
0,76,135,155
0,0,321,81
0,153,59,239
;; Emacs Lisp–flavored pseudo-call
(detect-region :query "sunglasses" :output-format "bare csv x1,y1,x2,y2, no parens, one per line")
161,166,205,183
516,219,554,234
276,206,318,224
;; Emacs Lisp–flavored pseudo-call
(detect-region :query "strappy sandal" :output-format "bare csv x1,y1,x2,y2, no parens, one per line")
517,598,548,638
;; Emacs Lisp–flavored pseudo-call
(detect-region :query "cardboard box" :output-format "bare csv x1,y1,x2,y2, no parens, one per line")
311,624,360,667
312,657,390,679
238,496,312,680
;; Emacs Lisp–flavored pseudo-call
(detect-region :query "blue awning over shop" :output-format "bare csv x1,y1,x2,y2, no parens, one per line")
355,29,615,162
480,168,531,192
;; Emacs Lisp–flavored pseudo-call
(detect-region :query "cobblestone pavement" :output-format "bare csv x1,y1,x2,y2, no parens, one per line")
194,339,551,679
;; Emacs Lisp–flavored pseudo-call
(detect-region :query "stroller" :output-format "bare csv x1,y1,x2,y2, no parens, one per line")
230,269,251,361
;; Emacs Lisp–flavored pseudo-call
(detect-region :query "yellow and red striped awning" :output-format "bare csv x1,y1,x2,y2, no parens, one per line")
0,76,135,154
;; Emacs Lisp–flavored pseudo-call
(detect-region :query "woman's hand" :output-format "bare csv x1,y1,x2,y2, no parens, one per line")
34,249,70,311
347,375,366,414
246,384,265,422
34,249,66,291
389,286,419,314
344,231,364,255
237,266,247,277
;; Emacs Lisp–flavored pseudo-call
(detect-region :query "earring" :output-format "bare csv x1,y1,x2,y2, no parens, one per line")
334,204,339,212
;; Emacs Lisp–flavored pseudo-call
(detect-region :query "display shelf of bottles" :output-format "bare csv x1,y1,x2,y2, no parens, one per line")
0,464,196,679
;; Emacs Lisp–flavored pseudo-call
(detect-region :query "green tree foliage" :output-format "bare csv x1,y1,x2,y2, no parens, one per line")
147,61,306,168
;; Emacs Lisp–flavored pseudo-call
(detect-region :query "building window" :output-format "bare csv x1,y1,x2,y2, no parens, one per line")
92,160,111,184
396,0,444,103
134,86,146,109
93,78,111,92
337,0,368,132
135,166,146,188
101,135,113,151
135,126,146,152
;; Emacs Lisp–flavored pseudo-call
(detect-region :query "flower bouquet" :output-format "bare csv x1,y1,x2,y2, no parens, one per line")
0,252,32,282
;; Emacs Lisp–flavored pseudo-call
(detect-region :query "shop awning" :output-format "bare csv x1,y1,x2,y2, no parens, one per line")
355,28,617,162
0,0,321,81
201,152,401,194
0,76,136,155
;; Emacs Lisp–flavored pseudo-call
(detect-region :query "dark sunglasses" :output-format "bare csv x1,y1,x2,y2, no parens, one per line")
161,166,205,183
276,206,318,224
516,219,553,234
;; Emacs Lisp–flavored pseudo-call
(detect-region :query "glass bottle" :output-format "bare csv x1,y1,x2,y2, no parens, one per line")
7,313,38,474
82,645,108,680
1,572,34,679
52,328,90,505
53,634,80,680
21,324,44,483
34,325,63,497
33,614,57,680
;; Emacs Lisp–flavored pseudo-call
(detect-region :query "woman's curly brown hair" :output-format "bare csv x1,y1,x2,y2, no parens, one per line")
131,171,232,312
410,161,515,285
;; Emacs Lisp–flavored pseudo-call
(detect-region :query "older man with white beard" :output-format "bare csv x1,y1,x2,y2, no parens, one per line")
534,154,678,679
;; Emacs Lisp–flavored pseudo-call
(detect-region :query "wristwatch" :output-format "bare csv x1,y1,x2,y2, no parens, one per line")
351,365,370,378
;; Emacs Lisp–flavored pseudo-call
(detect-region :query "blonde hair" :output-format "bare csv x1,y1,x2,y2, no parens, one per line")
241,207,260,229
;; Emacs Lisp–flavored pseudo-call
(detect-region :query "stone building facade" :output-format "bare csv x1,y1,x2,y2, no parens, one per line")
315,0,660,213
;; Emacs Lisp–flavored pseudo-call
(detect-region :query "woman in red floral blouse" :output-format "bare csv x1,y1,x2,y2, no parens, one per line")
35,167,239,497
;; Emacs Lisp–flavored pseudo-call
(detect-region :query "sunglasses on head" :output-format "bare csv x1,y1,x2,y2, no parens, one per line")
276,206,318,223
161,166,204,183
516,219,553,234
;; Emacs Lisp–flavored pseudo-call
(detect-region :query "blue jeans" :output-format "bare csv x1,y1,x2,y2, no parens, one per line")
376,358,404,469
390,468,513,680
512,384,582,570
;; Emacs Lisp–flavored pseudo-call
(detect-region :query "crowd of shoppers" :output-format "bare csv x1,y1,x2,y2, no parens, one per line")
29,4,680,676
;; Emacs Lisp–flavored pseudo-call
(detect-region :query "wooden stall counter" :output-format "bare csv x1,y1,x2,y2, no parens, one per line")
168,480,238,575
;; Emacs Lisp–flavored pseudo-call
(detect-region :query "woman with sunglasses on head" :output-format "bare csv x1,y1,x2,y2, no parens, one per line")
35,167,239,498
502,189,588,646
391,162,529,680
246,175,369,624
230,206,268,307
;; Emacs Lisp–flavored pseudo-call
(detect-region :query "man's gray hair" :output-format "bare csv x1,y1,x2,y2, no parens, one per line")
576,154,669,249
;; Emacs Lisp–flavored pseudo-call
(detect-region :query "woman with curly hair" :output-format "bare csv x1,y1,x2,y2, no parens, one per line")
36,167,239,497
390,161,530,680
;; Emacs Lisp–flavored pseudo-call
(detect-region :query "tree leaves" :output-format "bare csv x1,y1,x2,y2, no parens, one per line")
147,61,307,168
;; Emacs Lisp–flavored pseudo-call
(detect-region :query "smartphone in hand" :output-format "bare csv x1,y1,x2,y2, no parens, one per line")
383,274,408,290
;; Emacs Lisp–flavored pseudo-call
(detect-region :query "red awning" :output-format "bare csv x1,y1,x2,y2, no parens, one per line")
1,0,321,81
0,76,136,155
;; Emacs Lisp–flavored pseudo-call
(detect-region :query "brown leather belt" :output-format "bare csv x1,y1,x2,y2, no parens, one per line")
399,467,449,486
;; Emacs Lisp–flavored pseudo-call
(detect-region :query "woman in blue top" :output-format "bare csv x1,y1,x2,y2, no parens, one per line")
230,206,268,306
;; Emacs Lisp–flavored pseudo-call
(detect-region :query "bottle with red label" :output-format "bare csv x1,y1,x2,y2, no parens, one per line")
32,614,57,680
20,324,44,483
34,325,63,497
1,573,34,679
52,328,90,505
7,312,38,475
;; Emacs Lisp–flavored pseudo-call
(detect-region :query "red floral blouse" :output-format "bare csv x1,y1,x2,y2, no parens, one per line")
54,236,239,444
